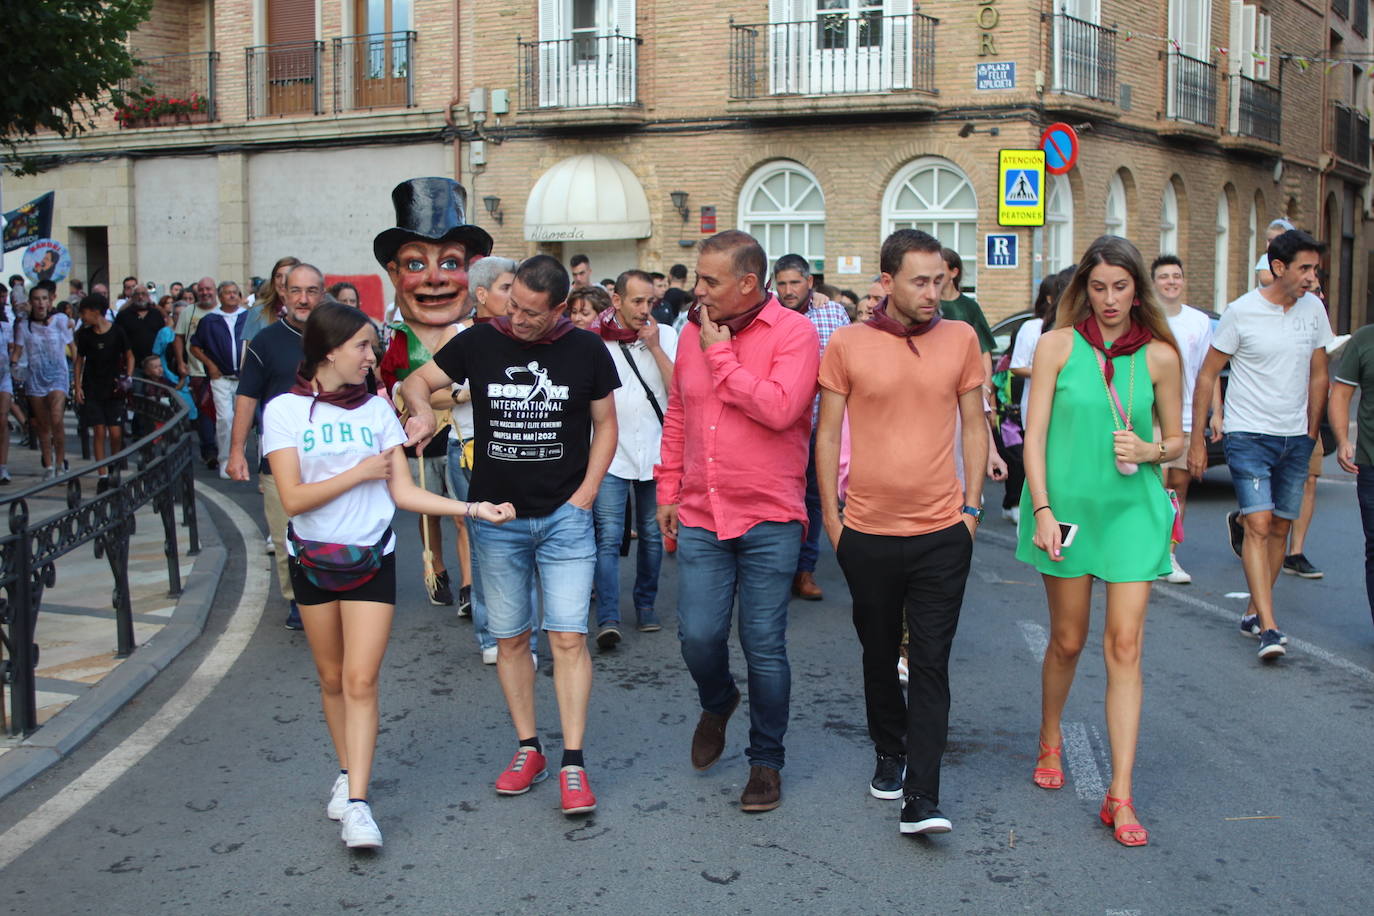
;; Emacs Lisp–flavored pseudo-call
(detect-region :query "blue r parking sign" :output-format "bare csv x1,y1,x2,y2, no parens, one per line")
986,234,1018,269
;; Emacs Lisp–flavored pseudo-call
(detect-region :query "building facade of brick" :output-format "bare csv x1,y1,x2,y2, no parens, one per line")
3,0,1371,328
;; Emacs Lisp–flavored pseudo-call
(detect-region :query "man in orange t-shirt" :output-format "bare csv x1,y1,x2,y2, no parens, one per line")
816,228,987,838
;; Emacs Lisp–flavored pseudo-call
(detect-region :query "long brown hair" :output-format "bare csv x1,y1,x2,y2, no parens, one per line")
1053,235,1178,354
256,255,301,323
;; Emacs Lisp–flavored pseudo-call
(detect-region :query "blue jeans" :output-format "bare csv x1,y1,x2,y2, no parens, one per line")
1223,432,1315,519
797,432,822,573
447,442,538,652
592,474,663,627
676,521,801,771
1358,466,1374,625
472,501,595,638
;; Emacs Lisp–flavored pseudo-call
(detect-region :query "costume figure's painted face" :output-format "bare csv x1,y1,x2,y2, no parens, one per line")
387,240,470,327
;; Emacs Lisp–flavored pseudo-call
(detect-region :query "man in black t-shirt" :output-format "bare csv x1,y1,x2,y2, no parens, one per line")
401,255,619,818
226,263,326,630
114,284,167,364
73,296,134,488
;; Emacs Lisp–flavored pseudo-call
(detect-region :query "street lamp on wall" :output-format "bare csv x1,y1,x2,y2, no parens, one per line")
670,190,690,222
483,195,503,225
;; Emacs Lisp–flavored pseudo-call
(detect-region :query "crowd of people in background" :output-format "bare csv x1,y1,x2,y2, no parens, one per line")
5,175,1369,857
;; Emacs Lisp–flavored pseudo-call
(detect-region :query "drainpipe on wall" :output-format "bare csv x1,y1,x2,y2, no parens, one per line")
447,1,463,184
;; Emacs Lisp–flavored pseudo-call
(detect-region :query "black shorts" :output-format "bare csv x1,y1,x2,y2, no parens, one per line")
289,550,397,606
81,397,125,427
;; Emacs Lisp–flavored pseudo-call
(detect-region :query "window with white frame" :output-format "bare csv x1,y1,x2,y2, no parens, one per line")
1229,1,1271,81
739,161,826,271
768,0,914,95
536,0,637,107
1105,173,1128,238
1160,180,1179,255
1046,173,1075,273
882,156,979,289
1214,193,1231,309
1247,197,1259,271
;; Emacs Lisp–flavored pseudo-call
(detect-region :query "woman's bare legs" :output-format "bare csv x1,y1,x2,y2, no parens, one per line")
1037,574,1093,780
1102,580,1151,843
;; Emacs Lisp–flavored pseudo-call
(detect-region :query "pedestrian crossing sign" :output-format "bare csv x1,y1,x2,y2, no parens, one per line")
998,149,1046,227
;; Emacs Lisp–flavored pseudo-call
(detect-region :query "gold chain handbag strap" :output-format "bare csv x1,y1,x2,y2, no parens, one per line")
1094,348,1135,432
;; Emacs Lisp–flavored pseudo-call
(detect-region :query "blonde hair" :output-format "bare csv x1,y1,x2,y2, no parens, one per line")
1053,235,1179,354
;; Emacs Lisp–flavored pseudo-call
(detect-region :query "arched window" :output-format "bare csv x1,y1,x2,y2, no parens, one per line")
738,160,826,271
1046,173,1075,273
882,157,979,289
1214,193,1231,310
1105,173,1128,237
1160,181,1179,255
1247,197,1259,269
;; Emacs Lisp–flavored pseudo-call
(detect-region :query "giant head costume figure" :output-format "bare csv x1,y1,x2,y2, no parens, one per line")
374,177,493,391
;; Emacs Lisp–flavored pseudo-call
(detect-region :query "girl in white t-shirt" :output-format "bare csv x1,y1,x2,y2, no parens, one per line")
262,302,514,850
13,284,72,478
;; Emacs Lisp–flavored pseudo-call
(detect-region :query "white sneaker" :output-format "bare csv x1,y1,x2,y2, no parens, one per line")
265,535,275,556
326,773,349,820
1001,506,1020,525
340,800,383,849
1163,553,1192,585
42,466,55,480
0,466,10,483
217,462,231,480
897,656,909,686
482,646,498,665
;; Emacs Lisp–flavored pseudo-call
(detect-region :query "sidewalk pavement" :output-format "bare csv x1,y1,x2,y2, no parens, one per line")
0,411,228,799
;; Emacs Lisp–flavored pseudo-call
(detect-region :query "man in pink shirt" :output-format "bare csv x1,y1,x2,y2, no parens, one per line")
655,230,819,814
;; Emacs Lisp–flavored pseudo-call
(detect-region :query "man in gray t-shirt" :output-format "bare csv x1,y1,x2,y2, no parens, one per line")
1187,230,1333,662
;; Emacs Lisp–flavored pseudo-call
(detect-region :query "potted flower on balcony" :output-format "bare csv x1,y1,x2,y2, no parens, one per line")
114,93,210,128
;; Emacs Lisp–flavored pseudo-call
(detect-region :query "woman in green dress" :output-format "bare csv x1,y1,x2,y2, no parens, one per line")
1015,236,1184,848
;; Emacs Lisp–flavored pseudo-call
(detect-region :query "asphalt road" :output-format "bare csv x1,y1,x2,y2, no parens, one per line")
0,457,1370,915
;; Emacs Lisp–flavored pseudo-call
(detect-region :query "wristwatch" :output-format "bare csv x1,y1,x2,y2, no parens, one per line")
962,505,984,524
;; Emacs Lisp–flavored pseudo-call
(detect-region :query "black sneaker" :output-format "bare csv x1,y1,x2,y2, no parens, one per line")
870,754,905,800
1258,628,1286,660
1282,553,1323,579
899,794,952,835
596,625,622,650
428,570,455,606
457,584,472,618
1226,510,1244,558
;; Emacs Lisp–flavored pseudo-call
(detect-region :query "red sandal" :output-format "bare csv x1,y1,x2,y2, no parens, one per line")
1099,794,1149,847
1032,740,1064,790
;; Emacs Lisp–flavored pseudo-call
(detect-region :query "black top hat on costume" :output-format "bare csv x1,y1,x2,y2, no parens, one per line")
373,177,494,268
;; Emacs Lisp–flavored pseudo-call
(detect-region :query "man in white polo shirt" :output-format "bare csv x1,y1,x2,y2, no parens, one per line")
1187,230,1333,662
589,269,677,644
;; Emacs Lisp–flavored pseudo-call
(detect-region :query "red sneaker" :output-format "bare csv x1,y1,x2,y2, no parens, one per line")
559,765,597,815
495,746,548,795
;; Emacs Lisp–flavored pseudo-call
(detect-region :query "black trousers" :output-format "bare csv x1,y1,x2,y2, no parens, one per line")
835,521,973,805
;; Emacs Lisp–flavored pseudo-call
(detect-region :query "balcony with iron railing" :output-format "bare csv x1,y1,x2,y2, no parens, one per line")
246,40,324,118
115,52,219,128
726,12,938,113
516,32,643,125
1047,12,1118,112
333,32,415,111
246,34,415,119
1332,101,1371,170
1164,50,1217,129
1224,73,1281,148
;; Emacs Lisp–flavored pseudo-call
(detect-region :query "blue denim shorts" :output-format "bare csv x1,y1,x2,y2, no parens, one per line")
471,500,595,638
1223,432,1316,519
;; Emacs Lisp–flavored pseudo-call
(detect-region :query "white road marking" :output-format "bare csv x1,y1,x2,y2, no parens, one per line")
1017,620,1048,659
0,488,268,870
1155,584,1374,684
1017,620,1106,800
1064,722,1105,801
1223,592,1251,599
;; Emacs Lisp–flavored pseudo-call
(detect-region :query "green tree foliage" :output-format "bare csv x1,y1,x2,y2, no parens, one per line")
1,0,153,172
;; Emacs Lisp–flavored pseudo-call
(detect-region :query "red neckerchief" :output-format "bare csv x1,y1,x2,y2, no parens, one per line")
1074,316,1153,385
489,314,576,348
593,306,639,343
290,371,372,420
687,294,772,336
865,297,941,355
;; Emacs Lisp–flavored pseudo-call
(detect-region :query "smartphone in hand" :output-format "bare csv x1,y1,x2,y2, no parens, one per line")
1058,522,1078,548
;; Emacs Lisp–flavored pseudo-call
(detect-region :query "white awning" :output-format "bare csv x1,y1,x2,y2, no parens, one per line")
524,153,651,242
